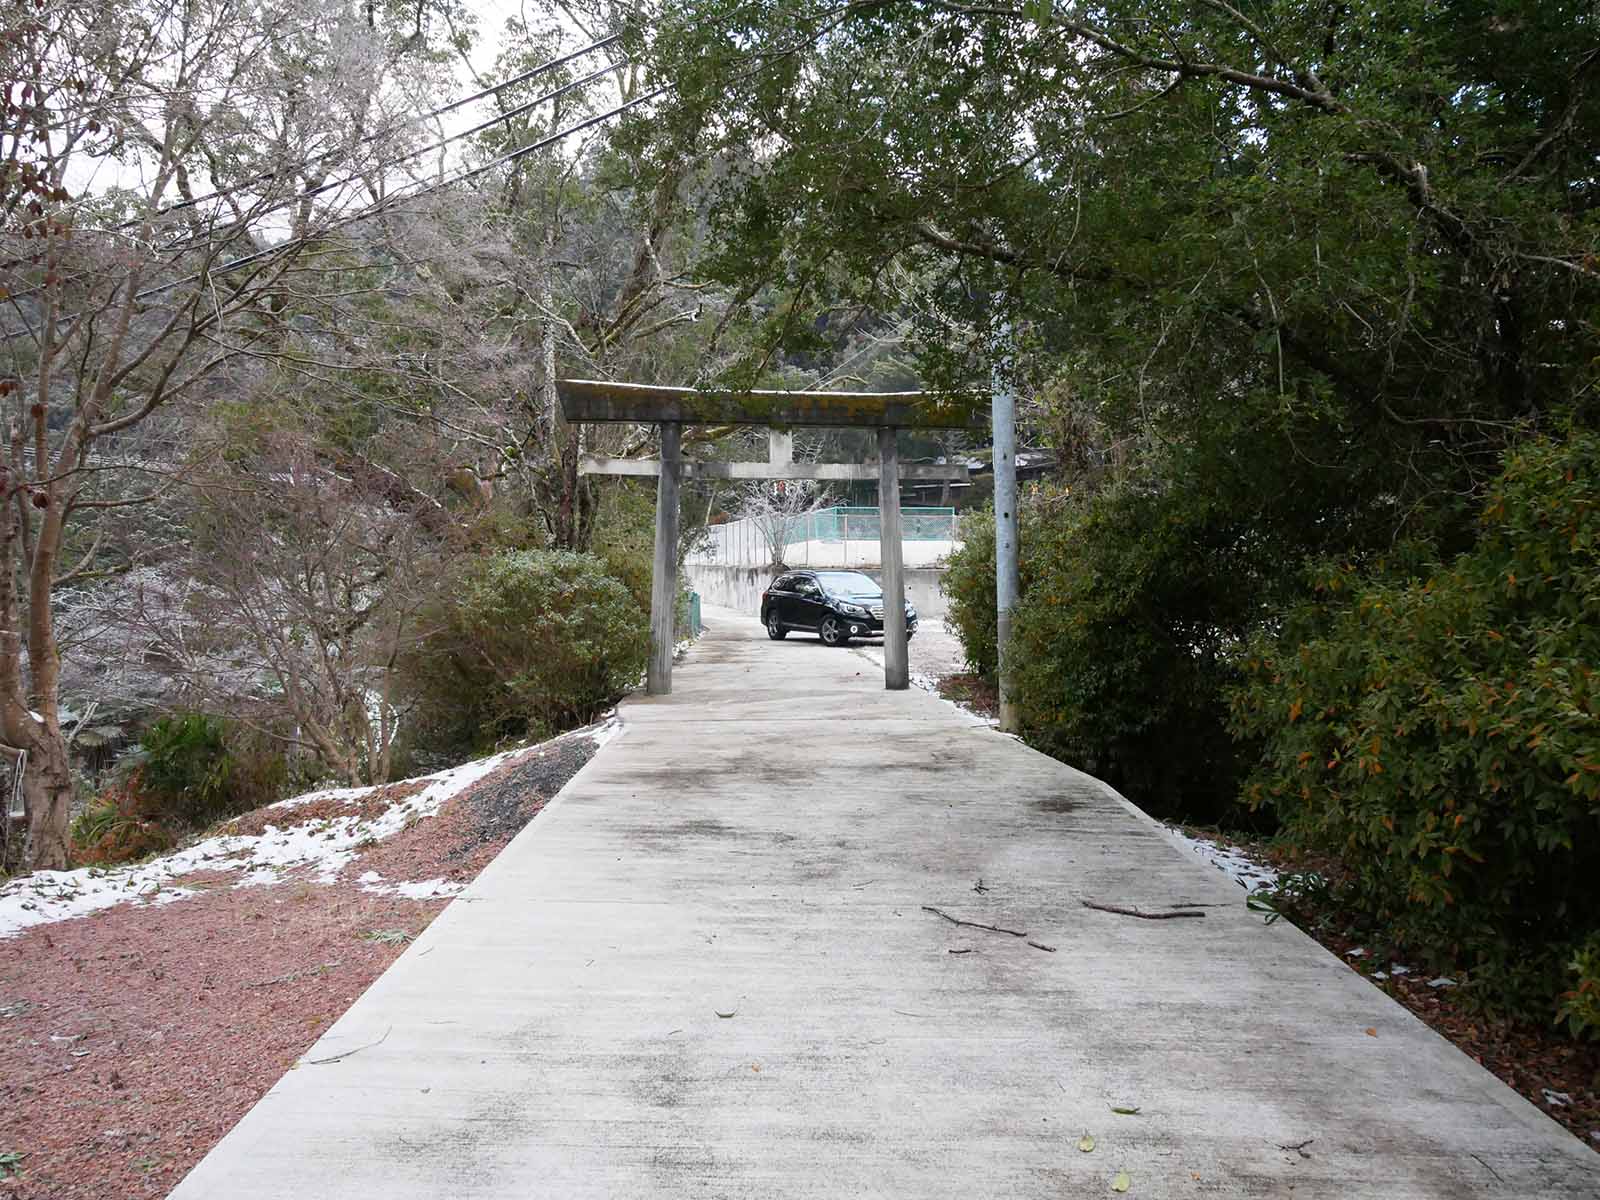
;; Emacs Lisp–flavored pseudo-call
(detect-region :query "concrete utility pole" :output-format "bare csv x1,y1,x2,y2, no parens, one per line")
877,426,909,690
993,361,1020,732
647,421,681,695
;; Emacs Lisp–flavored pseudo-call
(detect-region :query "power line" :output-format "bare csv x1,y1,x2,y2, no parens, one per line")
158,60,623,255
2,36,635,318
5,30,624,263
133,85,672,302
147,33,625,223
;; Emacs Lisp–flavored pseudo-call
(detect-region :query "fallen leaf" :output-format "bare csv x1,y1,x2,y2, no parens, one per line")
1078,1134,1096,1153
1112,1170,1131,1192
715,1010,737,1019
1110,1105,1141,1115
1364,1027,1377,1037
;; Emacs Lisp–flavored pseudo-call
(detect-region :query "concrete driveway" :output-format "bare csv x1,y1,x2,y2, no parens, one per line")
170,608,1600,1198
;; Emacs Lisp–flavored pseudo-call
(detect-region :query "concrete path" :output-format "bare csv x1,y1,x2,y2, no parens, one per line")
171,608,1599,1198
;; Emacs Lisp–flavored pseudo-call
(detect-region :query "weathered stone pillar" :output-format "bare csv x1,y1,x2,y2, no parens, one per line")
648,421,681,695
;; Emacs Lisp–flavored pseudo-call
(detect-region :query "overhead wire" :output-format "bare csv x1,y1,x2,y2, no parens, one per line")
156,59,625,254
133,84,672,301
129,32,624,225
1,32,626,276
3,37,657,330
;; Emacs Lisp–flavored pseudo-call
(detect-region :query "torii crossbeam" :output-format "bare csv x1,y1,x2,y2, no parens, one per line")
558,380,982,695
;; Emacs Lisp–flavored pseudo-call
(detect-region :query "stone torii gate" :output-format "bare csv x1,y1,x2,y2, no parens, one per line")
556,380,981,695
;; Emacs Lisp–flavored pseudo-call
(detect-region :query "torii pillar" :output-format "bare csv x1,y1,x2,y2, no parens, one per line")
648,421,681,694
557,380,983,695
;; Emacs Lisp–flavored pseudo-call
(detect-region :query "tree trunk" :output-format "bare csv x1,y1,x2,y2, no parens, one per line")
23,730,73,870
534,237,594,551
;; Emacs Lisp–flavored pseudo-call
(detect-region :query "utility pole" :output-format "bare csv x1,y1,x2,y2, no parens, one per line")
992,341,1020,733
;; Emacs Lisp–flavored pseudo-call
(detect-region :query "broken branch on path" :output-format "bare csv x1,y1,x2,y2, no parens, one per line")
304,1026,391,1066
1080,900,1207,920
922,905,1026,937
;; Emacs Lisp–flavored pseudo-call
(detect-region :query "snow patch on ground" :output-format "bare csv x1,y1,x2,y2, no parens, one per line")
1164,827,1280,894
355,873,465,899
0,719,621,938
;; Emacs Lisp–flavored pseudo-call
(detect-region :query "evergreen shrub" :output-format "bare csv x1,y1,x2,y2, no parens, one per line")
402,549,648,753
71,715,286,862
137,714,286,827
1232,431,1600,1022
943,486,1259,821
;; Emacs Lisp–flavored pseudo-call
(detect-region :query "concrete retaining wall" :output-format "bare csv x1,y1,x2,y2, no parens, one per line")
685,563,950,621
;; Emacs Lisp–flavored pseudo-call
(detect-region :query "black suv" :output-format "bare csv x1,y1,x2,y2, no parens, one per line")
761,570,918,647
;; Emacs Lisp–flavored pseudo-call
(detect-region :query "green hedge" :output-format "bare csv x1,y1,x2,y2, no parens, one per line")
402,549,649,753
941,507,1002,678
1231,430,1600,1025
943,486,1261,821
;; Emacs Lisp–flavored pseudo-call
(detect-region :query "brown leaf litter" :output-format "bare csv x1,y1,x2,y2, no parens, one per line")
0,732,598,1199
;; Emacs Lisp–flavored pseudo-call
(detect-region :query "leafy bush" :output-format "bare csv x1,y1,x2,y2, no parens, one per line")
71,716,289,861
1557,934,1600,1040
135,715,288,829
138,714,233,826
941,506,1001,678
402,549,649,753
1231,430,1600,1021
70,780,174,865
588,480,657,616
944,484,1266,821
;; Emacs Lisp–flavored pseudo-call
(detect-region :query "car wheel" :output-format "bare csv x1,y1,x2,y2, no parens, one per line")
818,615,847,646
766,612,787,640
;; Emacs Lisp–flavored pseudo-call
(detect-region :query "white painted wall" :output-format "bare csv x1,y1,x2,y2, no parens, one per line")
690,513,958,571
685,563,950,621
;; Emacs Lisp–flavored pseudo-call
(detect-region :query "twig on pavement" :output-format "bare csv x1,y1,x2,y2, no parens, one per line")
921,905,1026,937
1080,900,1206,920
305,1026,391,1066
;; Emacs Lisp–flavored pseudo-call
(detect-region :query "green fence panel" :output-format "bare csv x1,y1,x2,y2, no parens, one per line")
807,506,955,543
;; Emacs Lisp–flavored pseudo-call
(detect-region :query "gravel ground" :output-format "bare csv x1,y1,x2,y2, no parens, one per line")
453,737,597,853
0,728,603,1200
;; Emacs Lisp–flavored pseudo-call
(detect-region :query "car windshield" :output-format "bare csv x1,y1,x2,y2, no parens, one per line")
817,572,881,597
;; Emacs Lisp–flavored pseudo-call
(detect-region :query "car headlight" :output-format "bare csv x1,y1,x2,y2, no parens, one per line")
906,604,917,618
838,602,868,617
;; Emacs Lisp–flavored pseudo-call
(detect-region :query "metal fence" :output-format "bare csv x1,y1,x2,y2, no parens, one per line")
808,506,956,543
690,506,958,567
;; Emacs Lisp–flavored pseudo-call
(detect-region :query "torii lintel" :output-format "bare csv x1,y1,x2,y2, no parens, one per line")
556,379,985,430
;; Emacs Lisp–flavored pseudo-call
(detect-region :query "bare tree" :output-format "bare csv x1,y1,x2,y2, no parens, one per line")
736,479,836,571
0,0,425,866
145,426,444,787
352,5,712,552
